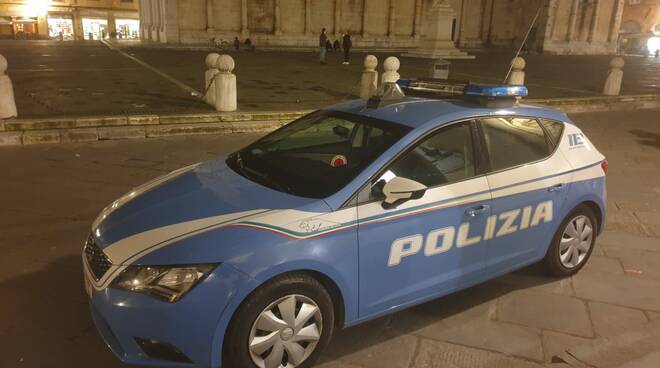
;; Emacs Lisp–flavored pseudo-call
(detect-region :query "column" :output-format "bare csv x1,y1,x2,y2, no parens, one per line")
334,0,341,35
206,0,214,31
482,0,494,45
305,0,312,34
608,0,624,42
412,0,422,38
588,0,600,43
566,0,579,41
544,0,558,40
108,11,116,37
361,0,368,37
241,0,249,36
387,0,395,37
274,0,282,35
455,0,466,44
72,9,84,40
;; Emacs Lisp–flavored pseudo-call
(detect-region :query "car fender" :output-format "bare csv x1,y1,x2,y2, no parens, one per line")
208,259,355,368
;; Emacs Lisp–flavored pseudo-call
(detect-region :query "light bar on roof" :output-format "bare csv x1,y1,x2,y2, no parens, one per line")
396,78,528,99
463,84,528,98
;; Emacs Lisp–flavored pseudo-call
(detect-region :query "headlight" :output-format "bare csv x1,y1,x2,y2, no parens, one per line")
110,264,217,302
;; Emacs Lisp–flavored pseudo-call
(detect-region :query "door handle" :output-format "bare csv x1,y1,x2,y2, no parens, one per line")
465,205,490,217
548,183,565,192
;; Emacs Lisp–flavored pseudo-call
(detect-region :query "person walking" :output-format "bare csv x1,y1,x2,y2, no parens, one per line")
233,37,240,51
342,32,352,65
319,28,328,64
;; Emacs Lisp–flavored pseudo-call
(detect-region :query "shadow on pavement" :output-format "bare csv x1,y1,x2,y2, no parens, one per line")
320,262,558,364
628,129,660,149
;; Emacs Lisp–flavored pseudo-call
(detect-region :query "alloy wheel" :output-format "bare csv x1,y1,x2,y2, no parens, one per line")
248,294,323,368
559,215,593,269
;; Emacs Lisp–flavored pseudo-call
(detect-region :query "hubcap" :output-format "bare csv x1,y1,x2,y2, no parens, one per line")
248,294,322,368
560,215,593,268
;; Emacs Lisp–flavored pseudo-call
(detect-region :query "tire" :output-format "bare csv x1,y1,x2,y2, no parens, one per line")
224,273,335,368
543,204,598,277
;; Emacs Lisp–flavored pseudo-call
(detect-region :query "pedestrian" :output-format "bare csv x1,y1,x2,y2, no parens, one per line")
234,36,240,51
325,39,332,52
244,37,252,50
333,38,340,52
342,32,352,65
319,28,327,64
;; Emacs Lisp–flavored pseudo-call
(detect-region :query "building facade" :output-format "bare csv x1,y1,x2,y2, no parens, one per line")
619,0,660,53
0,0,139,40
139,0,629,55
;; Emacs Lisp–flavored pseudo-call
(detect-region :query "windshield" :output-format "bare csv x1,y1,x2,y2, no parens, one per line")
227,110,412,198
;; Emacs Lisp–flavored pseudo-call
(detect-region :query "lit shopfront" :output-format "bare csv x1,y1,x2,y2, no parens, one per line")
47,14,73,40
82,17,108,40
115,18,138,39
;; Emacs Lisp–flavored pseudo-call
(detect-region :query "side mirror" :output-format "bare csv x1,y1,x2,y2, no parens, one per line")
333,125,350,139
382,177,427,209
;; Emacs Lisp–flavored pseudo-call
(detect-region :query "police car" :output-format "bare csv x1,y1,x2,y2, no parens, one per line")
83,80,607,368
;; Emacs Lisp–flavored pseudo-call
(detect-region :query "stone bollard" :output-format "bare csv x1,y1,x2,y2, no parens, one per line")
204,52,220,106
0,54,18,119
603,57,624,96
381,56,401,85
506,56,526,85
360,55,378,99
214,55,237,112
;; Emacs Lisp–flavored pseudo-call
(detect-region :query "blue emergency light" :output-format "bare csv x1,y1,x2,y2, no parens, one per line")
463,84,528,98
393,78,528,107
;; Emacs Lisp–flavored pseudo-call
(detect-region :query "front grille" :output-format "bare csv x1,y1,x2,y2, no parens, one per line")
84,234,112,280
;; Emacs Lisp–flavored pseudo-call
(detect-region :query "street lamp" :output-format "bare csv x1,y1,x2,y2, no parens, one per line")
22,0,50,18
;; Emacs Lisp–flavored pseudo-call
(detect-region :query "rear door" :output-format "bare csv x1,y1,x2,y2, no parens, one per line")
478,117,571,273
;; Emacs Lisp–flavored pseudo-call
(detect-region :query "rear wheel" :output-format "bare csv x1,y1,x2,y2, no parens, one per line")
543,205,597,276
224,273,334,368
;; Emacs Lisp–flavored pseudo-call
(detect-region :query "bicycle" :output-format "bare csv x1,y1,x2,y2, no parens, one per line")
209,37,230,51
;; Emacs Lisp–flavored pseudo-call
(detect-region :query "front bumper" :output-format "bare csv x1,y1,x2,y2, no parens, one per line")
88,264,250,367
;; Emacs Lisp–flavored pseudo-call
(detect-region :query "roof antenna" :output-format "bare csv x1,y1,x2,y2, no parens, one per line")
503,5,543,84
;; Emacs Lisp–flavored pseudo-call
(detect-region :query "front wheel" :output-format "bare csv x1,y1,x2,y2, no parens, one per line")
543,205,597,276
224,273,335,368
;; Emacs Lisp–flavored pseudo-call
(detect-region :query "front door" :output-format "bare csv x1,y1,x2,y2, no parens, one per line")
357,120,492,318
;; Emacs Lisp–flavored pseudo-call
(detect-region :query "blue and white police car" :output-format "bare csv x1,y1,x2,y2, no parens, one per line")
83,80,607,368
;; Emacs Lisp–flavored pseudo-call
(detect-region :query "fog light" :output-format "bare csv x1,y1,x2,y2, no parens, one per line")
134,337,192,363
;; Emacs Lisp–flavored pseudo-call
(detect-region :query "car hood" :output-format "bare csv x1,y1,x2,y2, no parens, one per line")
92,159,322,258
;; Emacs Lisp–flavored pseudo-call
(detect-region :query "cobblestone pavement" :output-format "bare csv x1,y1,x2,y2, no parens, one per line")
0,109,659,368
3,40,660,118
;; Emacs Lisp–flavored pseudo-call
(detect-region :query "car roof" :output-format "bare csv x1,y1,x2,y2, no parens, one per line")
326,97,572,129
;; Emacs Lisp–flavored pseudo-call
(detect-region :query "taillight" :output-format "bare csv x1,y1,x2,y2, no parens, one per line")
601,159,609,174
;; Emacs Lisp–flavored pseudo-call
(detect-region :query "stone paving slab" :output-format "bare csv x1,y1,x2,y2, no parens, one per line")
498,290,594,338
541,330,593,363
588,302,649,338
412,339,544,368
573,271,660,312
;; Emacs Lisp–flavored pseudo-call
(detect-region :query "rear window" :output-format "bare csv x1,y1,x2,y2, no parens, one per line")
539,119,564,148
480,117,552,172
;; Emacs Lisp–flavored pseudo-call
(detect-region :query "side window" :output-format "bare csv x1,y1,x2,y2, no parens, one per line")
480,117,551,172
539,119,564,148
372,121,476,197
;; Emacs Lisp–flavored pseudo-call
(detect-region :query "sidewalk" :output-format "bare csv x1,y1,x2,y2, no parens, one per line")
2,40,660,118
